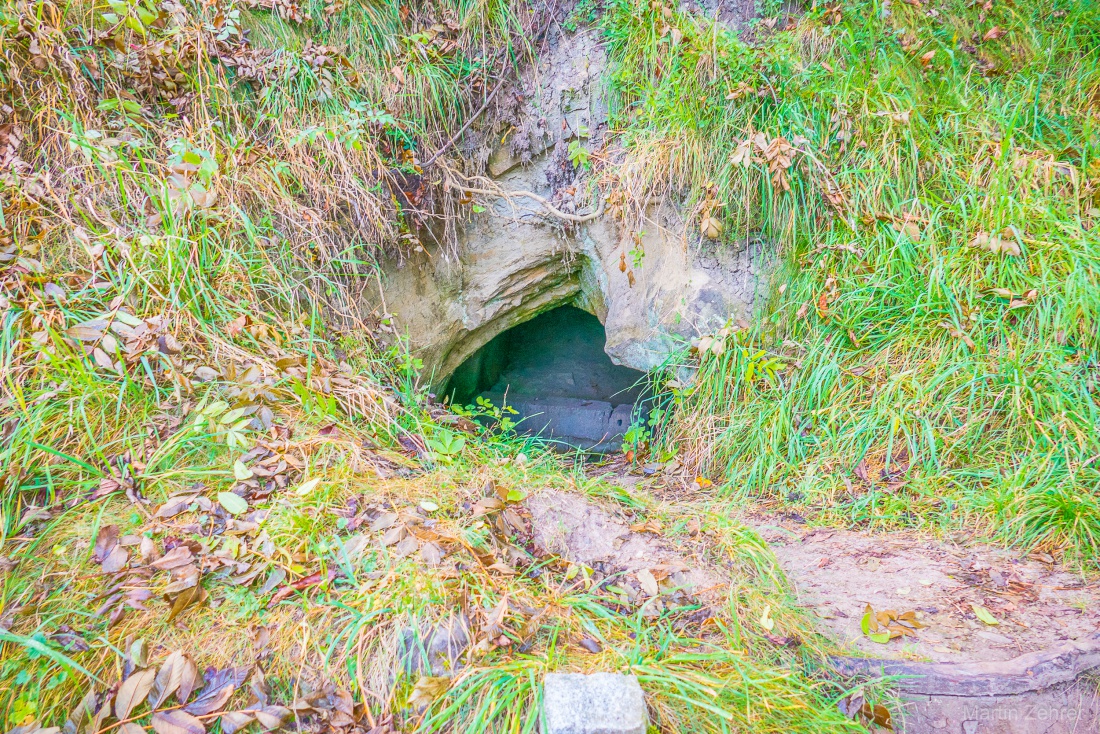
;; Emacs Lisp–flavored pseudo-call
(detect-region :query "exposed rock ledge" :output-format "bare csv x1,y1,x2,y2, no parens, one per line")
371,28,769,385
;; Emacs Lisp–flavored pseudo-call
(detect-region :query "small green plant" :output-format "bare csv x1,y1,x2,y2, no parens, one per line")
100,0,159,35
425,430,467,462
622,421,651,456
738,347,786,386
190,397,255,451
456,396,518,434
290,379,342,420
567,139,591,170
562,0,599,32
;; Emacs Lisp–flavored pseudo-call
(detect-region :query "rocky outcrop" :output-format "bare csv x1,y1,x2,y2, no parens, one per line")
374,26,769,386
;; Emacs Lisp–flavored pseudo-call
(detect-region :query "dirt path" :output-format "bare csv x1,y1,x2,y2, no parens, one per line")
752,516,1100,663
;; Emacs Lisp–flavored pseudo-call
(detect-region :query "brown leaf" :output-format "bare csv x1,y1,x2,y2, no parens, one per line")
701,214,723,240
92,347,115,371
394,535,419,557
121,723,148,734
115,667,156,719
103,545,129,574
471,497,502,516
897,610,927,629
502,508,526,534
267,569,337,606
970,230,1021,256
254,705,291,729
140,536,157,564
183,684,234,716
226,315,248,337
151,546,194,570
838,691,864,719
67,319,108,341
982,26,1005,41
578,637,602,653
629,519,662,534
370,512,398,532
151,710,205,734
893,220,921,240
158,334,182,355
93,525,120,564
219,713,254,734
178,654,200,704
155,494,197,519
408,676,449,711
91,692,116,734
148,650,197,709
184,667,248,716
763,633,800,647
380,525,406,547
163,563,200,594
636,569,659,597
420,541,443,566
257,567,287,596
861,701,893,730
166,583,206,623
484,596,509,638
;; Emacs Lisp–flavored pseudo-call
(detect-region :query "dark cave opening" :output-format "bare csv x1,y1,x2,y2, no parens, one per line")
445,306,647,450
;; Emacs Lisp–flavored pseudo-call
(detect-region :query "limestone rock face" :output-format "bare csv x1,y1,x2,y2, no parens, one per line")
375,28,769,385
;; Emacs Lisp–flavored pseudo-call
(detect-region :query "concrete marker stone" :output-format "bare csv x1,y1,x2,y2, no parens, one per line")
542,672,647,734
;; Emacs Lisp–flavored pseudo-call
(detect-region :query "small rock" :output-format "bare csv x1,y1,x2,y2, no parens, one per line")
578,637,602,654
400,614,470,676
543,672,647,734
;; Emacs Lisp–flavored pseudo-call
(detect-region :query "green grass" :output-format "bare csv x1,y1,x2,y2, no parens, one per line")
598,0,1100,569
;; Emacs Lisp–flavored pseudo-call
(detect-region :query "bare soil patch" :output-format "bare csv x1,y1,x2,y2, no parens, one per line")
527,488,723,601
752,516,1100,663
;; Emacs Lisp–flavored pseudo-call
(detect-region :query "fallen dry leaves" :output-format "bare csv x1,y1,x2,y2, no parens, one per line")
860,603,927,643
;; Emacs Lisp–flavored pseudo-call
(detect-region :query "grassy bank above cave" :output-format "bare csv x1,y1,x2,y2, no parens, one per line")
608,0,1100,570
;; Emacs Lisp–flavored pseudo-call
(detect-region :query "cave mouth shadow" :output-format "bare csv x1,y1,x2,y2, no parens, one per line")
444,306,648,451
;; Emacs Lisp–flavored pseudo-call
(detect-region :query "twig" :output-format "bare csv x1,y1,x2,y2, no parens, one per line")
446,180,604,223
421,76,508,169
422,2,559,169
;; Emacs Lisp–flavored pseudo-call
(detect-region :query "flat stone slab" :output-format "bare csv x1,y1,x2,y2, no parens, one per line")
480,393,637,451
833,637,1100,733
543,673,647,734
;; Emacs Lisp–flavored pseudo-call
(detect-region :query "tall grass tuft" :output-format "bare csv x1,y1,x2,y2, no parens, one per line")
600,0,1100,568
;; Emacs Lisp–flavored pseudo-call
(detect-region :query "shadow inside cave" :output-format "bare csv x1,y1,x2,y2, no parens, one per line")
444,306,648,451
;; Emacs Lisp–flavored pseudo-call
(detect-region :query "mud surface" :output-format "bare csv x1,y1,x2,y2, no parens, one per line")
753,518,1100,663
526,488,723,602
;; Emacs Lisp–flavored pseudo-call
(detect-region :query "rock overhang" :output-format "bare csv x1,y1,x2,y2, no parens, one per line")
367,23,769,390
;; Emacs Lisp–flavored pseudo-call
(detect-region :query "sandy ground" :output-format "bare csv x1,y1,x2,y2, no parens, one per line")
751,516,1100,662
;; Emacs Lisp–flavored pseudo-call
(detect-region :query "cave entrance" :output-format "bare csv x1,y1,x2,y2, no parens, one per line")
445,306,647,451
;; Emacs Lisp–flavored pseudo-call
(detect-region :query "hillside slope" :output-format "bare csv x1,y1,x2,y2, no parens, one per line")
1,0,1099,731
